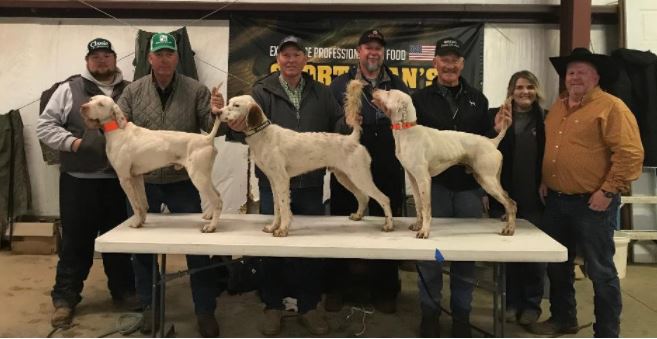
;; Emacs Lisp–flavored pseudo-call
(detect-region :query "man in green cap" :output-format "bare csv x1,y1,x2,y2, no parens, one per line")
117,32,226,338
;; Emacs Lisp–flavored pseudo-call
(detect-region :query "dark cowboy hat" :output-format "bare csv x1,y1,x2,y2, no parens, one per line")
549,47,619,86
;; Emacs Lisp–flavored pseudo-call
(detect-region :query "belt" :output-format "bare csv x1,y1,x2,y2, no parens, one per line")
548,189,591,199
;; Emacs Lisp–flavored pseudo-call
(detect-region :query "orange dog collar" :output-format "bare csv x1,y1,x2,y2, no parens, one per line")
103,120,120,133
391,121,417,130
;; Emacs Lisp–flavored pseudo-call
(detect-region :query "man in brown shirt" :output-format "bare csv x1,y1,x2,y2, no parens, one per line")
529,48,644,338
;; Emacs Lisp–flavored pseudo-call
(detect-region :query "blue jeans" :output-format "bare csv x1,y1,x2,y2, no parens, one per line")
131,180,226,314
258,185,325,313
543,190,621,337
417,182,481,320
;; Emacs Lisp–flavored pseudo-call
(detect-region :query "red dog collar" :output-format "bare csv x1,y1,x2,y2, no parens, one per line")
102,120,120,133
391,121,417,130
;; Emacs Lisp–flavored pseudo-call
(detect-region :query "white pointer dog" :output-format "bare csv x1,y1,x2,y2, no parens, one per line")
217,85,393,237
356,81,517,238
80,95,223,233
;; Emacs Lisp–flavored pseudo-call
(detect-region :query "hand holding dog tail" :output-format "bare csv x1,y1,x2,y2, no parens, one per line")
345,80,365,136
207,82,224,140
491,96,512,147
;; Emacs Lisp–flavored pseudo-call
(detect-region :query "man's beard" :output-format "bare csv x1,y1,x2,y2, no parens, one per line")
89,68,117,82
365,60,382,73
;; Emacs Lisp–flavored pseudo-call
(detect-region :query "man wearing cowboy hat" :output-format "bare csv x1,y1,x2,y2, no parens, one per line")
529,48,644,337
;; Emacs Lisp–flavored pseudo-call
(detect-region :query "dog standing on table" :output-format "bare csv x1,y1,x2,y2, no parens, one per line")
357,81,517,238
80,95,223,232
216,83,393,237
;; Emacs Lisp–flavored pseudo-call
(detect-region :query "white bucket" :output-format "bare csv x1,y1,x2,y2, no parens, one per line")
613,232,630,279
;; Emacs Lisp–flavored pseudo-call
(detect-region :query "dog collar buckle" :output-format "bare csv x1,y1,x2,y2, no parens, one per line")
391,121,417,130
103,120,120,133
245,120,271,137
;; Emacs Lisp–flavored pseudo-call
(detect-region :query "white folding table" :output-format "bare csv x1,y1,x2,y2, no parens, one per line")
95,213,567,337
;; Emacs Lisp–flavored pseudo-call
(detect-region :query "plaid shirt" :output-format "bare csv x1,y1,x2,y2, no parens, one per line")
279,75,305,110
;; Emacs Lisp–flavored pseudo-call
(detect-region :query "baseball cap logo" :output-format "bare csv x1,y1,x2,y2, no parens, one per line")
89,40,108,48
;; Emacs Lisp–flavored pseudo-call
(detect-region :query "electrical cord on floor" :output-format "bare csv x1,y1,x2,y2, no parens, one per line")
344,305,375,336
47,323,76,338
97,312,143,338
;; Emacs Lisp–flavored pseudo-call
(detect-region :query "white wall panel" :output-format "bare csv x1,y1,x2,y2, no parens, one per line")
0,18,245,216
483,23,618,110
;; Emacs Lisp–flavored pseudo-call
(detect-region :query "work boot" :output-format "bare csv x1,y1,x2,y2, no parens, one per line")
373,296,397,314
140,305,160,334
419,309,440,338
51,306,74,328
528,317,579,336
452,318,472,338
299,309,329,335
261,309,283,336
517,309,541,326
197,313,220,338
324,292,344,312
505,307,517,323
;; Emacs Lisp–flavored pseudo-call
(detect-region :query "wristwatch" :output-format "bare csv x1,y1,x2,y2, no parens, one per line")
601,189,615,198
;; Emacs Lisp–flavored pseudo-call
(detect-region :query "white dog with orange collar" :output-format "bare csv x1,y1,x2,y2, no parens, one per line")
80,95,223,233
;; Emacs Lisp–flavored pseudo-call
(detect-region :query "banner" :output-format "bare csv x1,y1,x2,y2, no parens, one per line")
228,17,483,98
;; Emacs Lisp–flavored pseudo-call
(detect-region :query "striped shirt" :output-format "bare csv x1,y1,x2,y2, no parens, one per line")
542,86,644,194
279,75,305,111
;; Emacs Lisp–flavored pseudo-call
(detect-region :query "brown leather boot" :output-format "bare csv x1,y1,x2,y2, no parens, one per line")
51,306,74,328
299,309,329,335
196,313,219,338
261,309,283,336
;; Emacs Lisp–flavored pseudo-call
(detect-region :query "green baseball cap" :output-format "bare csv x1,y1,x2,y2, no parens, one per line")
150,33,177,52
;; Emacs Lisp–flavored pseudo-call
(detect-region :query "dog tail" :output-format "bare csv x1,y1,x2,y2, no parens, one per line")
491,124,508,147
207,115,222,140
345,79,365,138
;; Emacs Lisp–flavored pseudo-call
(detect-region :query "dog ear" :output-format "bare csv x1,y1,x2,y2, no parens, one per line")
247,102,265,129
111,104,128,129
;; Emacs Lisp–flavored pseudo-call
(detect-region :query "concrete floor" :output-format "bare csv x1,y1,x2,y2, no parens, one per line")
1,252,656,338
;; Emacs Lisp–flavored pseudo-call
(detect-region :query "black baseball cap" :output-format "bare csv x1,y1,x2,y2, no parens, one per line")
87,38,115,56
358,29,386,46
277,36,306,54
434,37,463,57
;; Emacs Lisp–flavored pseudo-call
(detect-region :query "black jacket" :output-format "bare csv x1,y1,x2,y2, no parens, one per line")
249,71,343,189
411,77,490,191
487,103,546,222
329,65,409,216
610,48,657,166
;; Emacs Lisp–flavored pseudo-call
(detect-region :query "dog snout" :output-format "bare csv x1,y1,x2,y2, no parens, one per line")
80,103,90,116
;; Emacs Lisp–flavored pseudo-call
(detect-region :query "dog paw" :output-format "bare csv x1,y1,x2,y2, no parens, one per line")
499,224,515,236
408,222,422,231
415,230,430,239
201,224,216,233
126,215,143,228
273,228,288,237
349,213,363,221
262,224,277,233
382,218,394,232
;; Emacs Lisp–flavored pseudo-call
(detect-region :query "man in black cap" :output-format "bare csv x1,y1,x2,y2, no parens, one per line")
528,48,644,337
325,28,409,315
216,35,341,336
410,36,508,337
36,37,136,329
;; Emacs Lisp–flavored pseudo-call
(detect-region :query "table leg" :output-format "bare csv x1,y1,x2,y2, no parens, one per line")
150,254,157,338
493,262,507,337
159,254,167,338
